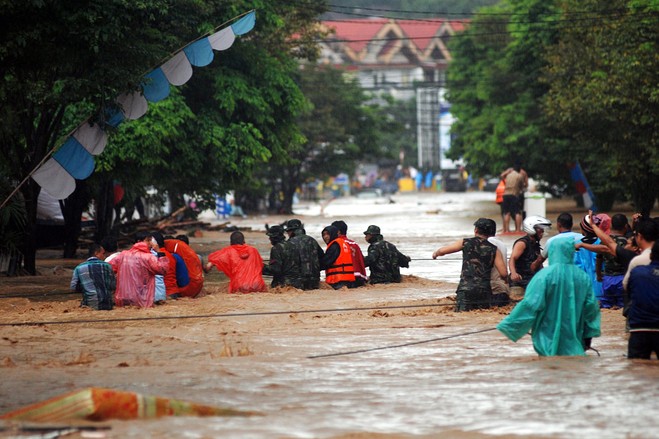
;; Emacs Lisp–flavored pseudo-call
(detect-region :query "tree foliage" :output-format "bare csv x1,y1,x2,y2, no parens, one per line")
0,0,327,272
543,0,659,215
0,0,201,271
252,64,386,214
446,0,657,213
100,0,327,217
326,0,500,17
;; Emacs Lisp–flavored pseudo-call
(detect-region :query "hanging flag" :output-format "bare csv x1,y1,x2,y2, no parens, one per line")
568,161,597,211
32,10,256,200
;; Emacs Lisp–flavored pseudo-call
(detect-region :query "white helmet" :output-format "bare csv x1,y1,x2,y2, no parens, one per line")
523,215,552,235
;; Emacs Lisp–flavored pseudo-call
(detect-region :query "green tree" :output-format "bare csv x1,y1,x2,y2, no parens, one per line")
446,0,571,185
264,65,387,214
0,0,202,272
100,0,327,222
0,0,327,273
326,0,500,17
543,0,659,215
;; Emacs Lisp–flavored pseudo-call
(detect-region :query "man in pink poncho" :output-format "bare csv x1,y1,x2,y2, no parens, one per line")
204,231,267,293
109,232,169,308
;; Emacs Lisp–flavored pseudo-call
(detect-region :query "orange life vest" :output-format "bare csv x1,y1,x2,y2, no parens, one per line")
325,237,355,285
495,180,505,204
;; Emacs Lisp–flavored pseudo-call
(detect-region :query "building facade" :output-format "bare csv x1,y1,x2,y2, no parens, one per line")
319,18,467,173
319,18,466,100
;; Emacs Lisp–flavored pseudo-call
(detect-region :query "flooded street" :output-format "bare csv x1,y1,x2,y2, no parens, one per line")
2,191,658,438
262,191,510,285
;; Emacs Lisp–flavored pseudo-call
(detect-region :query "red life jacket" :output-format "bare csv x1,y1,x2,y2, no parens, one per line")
325,237,355,285
345,237,367,280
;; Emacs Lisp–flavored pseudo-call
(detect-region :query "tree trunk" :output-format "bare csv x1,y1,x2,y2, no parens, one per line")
279,166,300,215
632,176,659,218
20,180,40,275
94,176,116,242
61,180,89,258
593,189,615,213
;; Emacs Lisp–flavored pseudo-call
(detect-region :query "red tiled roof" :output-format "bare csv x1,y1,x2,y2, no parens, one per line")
323,19,390,54
396,19,444,52
323,18,469,54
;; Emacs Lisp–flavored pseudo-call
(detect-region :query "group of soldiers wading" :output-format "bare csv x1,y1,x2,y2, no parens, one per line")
264,219,410,290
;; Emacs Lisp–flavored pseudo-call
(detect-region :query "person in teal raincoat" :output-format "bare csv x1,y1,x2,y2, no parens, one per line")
497,236,601,356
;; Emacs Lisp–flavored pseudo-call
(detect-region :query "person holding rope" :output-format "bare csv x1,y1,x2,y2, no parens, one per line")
205,231,267,294
497,236,601,356
332,220,368,287
626,240,659,359
70,243,116,310
363,225,410,285
285,219,324,290
263,225,302,289
508,215,551,292
432,218,508,311
320,225,356,290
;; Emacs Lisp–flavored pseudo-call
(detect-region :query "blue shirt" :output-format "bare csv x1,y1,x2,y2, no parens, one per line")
627,261,659,330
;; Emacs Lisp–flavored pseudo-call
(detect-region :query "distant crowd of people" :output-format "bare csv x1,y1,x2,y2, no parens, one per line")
71,208,658,360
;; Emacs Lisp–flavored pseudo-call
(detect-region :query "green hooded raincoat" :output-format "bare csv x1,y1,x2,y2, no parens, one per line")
497,236,601,356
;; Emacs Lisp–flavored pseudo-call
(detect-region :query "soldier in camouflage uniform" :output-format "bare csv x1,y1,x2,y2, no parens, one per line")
285,219,324,290
263,225,302,289
432,218,508,311
363,225,411,284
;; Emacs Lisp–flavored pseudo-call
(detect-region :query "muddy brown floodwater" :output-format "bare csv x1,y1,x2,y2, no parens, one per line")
1,192,657,438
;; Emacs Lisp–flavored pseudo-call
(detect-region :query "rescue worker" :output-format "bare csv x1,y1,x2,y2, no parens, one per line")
509,215,552,290
204,231,267,293
263,225,302,289
285,219,324,290
331,220,368,287
320,225,356,289
363,225,411,284
432,218,508,311
497,236,601,356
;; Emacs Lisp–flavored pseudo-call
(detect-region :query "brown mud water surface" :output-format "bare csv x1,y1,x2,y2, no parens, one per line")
1,193,658,438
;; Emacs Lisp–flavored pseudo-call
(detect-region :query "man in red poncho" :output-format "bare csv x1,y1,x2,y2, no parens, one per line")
204,231,267,293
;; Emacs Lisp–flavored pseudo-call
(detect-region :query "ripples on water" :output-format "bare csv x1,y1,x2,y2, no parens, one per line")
129,192,658,438
112,323,659,439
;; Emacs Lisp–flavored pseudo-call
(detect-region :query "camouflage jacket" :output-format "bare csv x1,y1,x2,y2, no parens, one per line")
601,235,629,276
289,233,323,280
263,240,302,288
459,237,497,288
364,238,409,284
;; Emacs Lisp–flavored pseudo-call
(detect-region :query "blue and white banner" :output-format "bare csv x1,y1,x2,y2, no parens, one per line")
33,11,256,200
